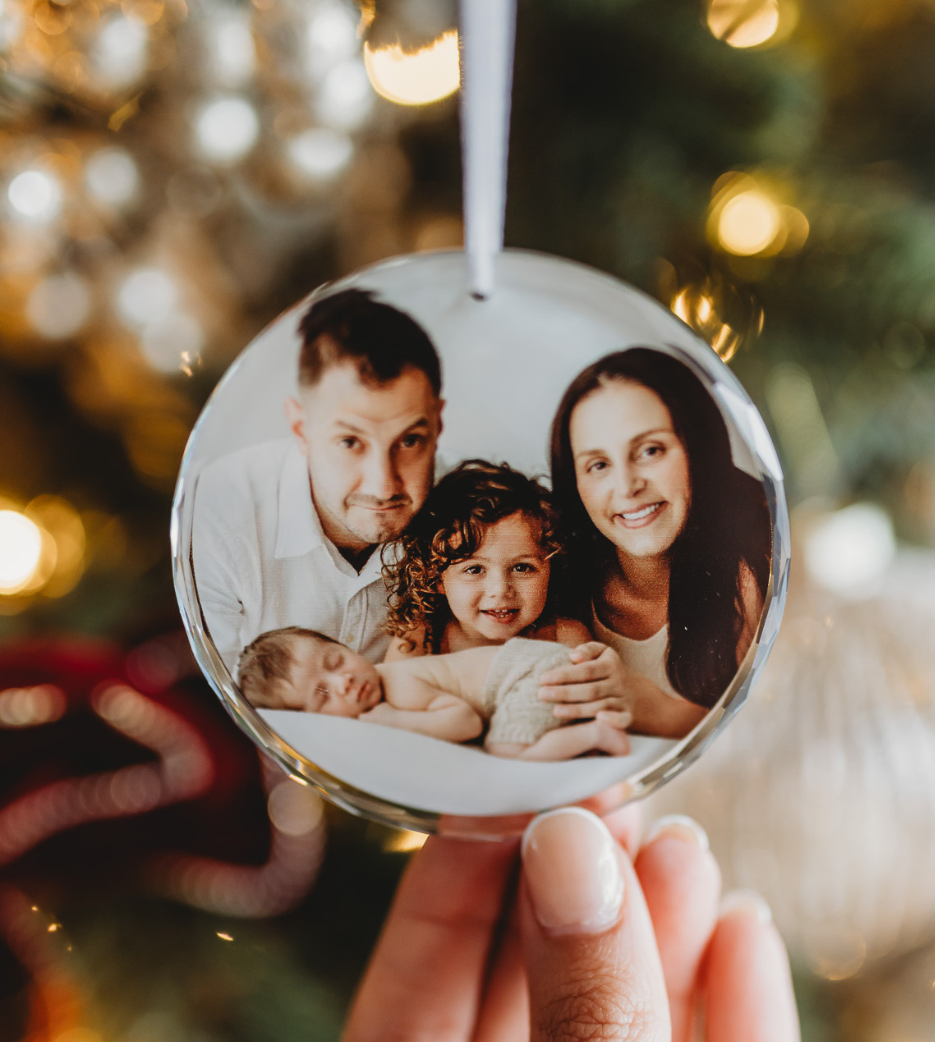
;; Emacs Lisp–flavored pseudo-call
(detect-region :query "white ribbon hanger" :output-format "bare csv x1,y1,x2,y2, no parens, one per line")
459,0,517,299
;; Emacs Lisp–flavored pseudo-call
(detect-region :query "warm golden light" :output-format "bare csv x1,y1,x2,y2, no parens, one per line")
363,30,460,106
27,496,87,597
781,204,810,253
0,684,67,727
385,829,429,852
708,173,808,258
717,189,782,255
0,497,87,605
672,287,743,362
707,0,782,48
0,511,44,594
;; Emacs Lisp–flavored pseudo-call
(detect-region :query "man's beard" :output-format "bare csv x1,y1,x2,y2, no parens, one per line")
344,494,413,545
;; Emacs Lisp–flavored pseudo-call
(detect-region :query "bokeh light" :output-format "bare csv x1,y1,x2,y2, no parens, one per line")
718,189,782,255
804,504,896,600
0,511,44,594
707,0,782,48
195,96,260,163
316,59,373,130
27,496,87,598
781,204,810,253
267,779,324,836
117,268,179,328
0,497,88,605
0,0,24,50
287,127,354,180
207,14,256,87
85,147,139,208
364,30,460,106
7,169,63,221
708,173,809,258
92,13,149,88
140,313,204,373
27,273,93,340
0,685,67,727
305,0,359,78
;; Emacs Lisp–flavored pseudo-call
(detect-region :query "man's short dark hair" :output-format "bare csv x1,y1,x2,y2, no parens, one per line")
297,288,441,396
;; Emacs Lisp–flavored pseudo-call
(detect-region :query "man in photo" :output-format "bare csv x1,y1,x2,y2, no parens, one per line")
192,289,444,673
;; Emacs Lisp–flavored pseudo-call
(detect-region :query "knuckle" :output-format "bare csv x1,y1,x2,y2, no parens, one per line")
536,972,660,1042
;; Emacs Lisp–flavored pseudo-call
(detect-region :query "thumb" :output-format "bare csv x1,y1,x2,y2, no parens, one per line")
520,808,670,1042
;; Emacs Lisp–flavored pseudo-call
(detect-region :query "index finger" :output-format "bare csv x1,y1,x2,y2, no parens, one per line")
568,641,609,662
539,660,612,692
343,835,518,1042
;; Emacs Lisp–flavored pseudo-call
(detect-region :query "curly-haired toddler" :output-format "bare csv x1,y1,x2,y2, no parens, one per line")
383,459,589,660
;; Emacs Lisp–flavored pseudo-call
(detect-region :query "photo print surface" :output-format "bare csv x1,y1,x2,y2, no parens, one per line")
174,250,788,823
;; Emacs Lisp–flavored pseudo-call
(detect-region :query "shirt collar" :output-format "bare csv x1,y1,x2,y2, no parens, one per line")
274,442,389,586
275,442,324,559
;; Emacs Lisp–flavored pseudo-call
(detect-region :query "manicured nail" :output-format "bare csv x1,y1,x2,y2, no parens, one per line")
719,889,772,926
521,808,624,934
643,814,710,851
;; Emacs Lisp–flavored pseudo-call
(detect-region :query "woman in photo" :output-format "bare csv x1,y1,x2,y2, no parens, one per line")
546,347,772,738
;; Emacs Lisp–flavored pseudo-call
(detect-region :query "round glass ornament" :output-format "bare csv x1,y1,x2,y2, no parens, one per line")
172,249,790,837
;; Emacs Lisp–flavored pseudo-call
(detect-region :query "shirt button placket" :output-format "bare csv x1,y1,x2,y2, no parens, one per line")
345,591,364,652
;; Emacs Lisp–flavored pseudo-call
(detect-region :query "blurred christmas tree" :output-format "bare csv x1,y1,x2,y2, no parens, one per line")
4,0,935,1038
4,0,935,637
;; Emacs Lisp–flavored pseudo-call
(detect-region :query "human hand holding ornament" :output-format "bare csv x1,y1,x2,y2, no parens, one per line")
342,806,800,1042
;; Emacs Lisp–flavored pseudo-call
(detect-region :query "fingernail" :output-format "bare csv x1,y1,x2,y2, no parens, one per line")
643,814,709,851
719,889,772,926
521,808,624,934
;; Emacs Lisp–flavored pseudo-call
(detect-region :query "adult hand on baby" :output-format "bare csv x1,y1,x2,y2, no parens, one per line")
538,641,635,723
342,806,800,1042
541,643,708,739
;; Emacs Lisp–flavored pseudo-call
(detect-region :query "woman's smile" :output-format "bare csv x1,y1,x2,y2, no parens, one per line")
614,501,666,528
570,380,691,562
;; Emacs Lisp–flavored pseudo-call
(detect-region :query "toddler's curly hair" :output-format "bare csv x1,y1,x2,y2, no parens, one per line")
383,460,564,654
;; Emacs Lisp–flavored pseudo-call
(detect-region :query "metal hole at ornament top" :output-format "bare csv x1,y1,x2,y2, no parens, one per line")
172,249,790,838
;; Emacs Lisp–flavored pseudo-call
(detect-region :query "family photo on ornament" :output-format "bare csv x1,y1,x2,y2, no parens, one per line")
191,288,772,761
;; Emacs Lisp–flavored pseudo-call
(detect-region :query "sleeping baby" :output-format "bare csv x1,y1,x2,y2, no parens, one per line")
237,626,632,762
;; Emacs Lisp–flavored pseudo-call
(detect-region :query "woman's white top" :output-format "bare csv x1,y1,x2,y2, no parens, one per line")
591,607,682,700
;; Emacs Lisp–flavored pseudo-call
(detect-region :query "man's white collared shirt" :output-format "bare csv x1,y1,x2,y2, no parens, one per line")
192,438,391,674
